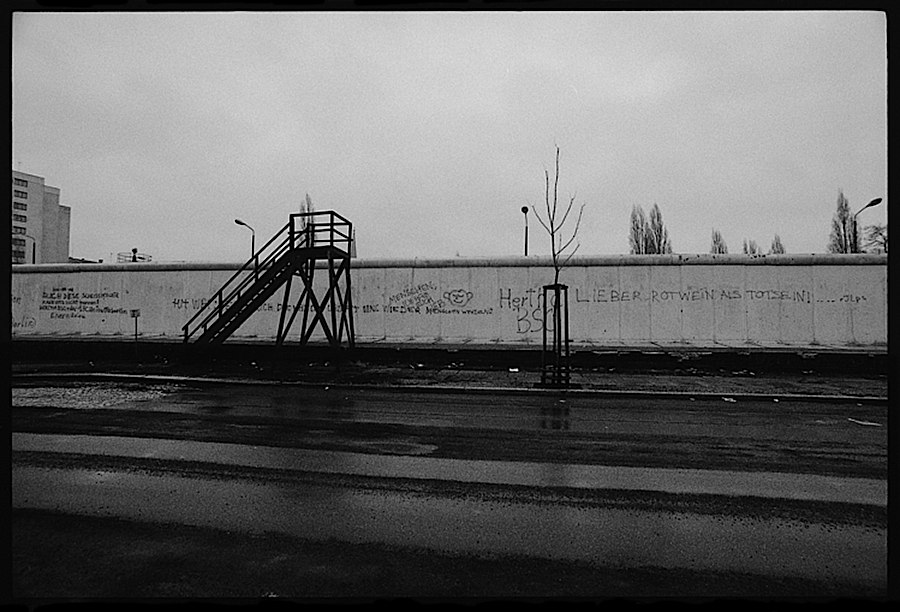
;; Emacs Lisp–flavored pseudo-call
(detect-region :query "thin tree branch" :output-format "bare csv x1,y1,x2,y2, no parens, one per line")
558,233,578,255
560,242,581,269
552,147,560,222
531,203,552,235
557,205,585,254
559,194,577,228
544,169,554,235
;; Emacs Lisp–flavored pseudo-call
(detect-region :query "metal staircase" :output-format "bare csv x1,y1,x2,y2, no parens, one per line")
182,211,354,347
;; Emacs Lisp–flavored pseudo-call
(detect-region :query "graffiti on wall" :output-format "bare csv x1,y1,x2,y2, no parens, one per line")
12,316,36,330
164,282,494,319
499,287,553,334
10,265,884,345
356,282,493,316
499,285,872,334
164,284,867,318
37,286,127,320
171,297,303,313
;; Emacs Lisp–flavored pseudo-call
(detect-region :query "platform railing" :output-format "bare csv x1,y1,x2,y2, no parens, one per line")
289,210,353,253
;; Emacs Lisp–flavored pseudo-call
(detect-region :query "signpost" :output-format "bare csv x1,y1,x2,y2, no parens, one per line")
130,309,141,341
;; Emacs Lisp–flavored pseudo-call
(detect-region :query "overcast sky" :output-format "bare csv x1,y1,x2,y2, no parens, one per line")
12,11,887,263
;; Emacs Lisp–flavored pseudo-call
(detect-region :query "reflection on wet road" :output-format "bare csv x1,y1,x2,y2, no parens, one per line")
13,464,885,587
11,381,888,594
12,433,887,505
37,383,883,441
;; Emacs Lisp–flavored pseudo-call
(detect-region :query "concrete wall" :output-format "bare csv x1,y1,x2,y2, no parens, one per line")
11,254,887,349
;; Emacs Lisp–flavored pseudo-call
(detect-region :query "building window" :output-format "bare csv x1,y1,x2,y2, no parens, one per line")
14,190,28,199
13,225,26,234
13,213,27,223
12,248,26,261
12,237,26,247
13,201,27,211
14,177,29,187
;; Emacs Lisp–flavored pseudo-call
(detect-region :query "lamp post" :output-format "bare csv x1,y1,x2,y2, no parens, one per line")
851,198,883,253
521,206,529,256
234,219,256,259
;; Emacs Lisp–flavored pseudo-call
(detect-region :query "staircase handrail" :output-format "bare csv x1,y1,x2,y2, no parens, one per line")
182,221,296,342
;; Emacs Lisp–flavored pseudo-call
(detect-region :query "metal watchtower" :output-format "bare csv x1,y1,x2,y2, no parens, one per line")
182,210,354,348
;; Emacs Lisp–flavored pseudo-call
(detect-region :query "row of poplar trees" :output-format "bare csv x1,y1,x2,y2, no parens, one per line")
628,190,886,255
628,203,784,255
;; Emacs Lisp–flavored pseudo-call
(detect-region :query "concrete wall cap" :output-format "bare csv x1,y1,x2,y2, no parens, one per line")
11,252,888,273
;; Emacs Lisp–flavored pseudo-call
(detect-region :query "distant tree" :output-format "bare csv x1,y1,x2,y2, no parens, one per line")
629,203,672,254
629,205,649,254
863,224,888,253
648,204,672,254
827,190,860,253
301,192,314,223
710,229,728,254
769,234,785,254
529,146,585,285
298,193,315,242
742,239,760,255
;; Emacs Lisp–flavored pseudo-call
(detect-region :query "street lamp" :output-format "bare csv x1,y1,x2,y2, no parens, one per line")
851,198,883,253
521,206,529,256
854,197,882,218
234,218,256,259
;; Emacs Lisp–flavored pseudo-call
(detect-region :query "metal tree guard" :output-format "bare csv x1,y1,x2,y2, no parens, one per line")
540,283,571,388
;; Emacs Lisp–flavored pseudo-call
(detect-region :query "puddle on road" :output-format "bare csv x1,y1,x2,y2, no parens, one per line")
13,465,885,588
14,387,888,446
349,440,439,455
12,384,183,409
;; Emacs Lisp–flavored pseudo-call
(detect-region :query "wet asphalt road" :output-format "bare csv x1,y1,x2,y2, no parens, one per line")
11,378,888,597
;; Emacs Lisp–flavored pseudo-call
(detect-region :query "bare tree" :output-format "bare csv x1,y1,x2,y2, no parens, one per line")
629,203,672,254
301,192,314,224
297,192,315,244
530,147,585,285
527,146,586,389
710,229,728,254
629,205,649,254
742,239,760,255
863,224,888,253
648,204,672,254
828,190,859,253
769,234,785,254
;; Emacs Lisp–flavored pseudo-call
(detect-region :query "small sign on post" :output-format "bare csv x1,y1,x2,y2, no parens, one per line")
130,309,141,341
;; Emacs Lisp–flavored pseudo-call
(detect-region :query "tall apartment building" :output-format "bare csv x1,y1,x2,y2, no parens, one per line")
12,170,71,264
